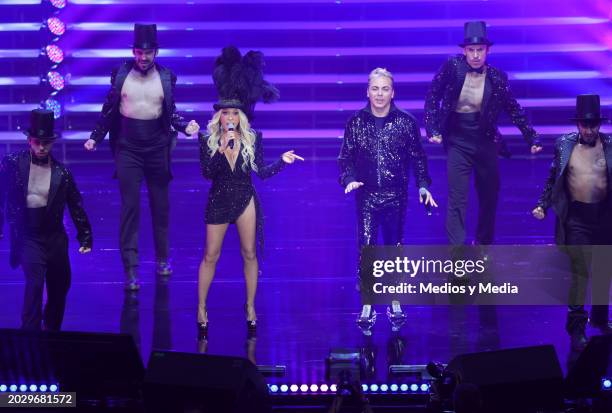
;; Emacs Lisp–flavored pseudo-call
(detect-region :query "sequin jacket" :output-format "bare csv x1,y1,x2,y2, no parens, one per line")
0,150,93,268
536,132,612,244
338,104,431,191
89,61,189,153
424,55,539,148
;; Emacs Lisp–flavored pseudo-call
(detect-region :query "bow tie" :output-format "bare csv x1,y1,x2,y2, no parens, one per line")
31,155,50,166
579,137,597,147
468,66,485,75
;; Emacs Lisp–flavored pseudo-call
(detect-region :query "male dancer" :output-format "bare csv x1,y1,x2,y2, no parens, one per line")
533,94,612,350
425,21,542,247
84,24,199,290
339,68,436,334
0,109,92,330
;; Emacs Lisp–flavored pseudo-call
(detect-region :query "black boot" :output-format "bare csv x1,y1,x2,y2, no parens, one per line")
566,310,588,351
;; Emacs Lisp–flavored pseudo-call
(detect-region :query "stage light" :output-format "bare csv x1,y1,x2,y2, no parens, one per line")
268,384,278,393
330,384,337,392
45,45,64,64
39,385,48,392
420,383,430,392
410,383,419,392
47,17,65,36
320,384,329,392
279,384,288,393
369,384,379,392
50,0,66,9
380,384,389,392
361,384,368,392
49,384,58,392
400,383,409,392
44,98,62,119
603,378,612,390
47,71,65,91
299,384,308,392
289,384,298,392
19,385,27,392
9,385,17,392
29,384,37,392
309,384,318,392
390,384,399,392
0,385,6,392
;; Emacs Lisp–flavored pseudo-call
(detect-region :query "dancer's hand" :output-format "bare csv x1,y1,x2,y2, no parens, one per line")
78,246,91,254
345,181,364,194
185,120,200,135
419,188,438,208
429,134,443,144
84,139,96,151
281,150,304,164
532,206,545,220
530,144,543,154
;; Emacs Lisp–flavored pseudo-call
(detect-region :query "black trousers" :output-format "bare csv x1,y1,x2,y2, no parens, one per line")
445,112,499,246
356,189,406,296
115,147,171,271
565,200,612,332
20,230,71,331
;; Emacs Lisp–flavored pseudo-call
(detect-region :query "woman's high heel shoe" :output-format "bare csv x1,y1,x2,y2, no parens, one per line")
197,307,208,335
245,304,257,330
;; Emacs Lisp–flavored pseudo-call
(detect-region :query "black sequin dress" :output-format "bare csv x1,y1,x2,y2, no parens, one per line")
199,131,285,252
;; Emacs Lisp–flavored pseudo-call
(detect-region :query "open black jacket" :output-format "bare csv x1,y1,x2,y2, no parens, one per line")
89,61,189,152
338,103,431,191
0,150,92,268
424,55,540,148
536,132,612,245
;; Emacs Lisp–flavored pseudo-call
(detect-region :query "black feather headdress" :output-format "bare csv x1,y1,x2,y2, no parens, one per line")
212,46,279,119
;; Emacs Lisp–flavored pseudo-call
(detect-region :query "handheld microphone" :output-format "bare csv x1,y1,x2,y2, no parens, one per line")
227,122,235,149
419,188,432,216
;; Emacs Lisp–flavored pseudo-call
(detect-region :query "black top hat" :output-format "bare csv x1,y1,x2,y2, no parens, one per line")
132,24,158,49
459,21,493,47
23,109,59,140
570,94,608,121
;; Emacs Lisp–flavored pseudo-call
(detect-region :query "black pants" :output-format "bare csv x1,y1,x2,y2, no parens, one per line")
115,147,171,271
356,189,406,296
565,200,612,332
445,112,499,246
20,227,71,331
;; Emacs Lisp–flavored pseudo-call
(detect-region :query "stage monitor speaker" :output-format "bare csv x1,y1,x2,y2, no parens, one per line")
0,328,144,402
446,344,564,413
565,334,612,398
144,351,271,413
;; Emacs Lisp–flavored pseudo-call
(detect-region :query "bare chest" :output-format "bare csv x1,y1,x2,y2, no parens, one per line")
120,69,164,119
27,163,51,208
456,72,485,113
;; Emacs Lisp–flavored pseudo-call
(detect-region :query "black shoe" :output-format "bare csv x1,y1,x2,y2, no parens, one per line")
197,307,208,336
570,331,588,351
156,260,173,276
124,269,140,291
245,304,257,330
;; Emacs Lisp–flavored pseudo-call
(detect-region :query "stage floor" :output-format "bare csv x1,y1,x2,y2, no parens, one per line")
0,152,604,386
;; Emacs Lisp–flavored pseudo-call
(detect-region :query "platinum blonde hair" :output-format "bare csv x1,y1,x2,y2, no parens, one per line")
206,109,258,172
368,67,394,86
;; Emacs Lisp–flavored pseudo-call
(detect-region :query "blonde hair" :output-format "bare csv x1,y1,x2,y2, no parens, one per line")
206,109,258,173
368,67,394,85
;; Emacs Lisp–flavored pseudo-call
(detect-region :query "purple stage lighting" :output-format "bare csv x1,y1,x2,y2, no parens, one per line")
45,45,64,64
47,17,66,36
50,0,66,9
44,98,62,119
47,71,65,91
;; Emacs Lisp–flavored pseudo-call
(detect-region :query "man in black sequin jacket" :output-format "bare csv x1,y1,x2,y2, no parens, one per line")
425,21,542,246
339,68,436,334
0,109,92,331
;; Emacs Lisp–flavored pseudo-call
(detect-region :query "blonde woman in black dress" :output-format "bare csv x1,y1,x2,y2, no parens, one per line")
197,47,303,334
